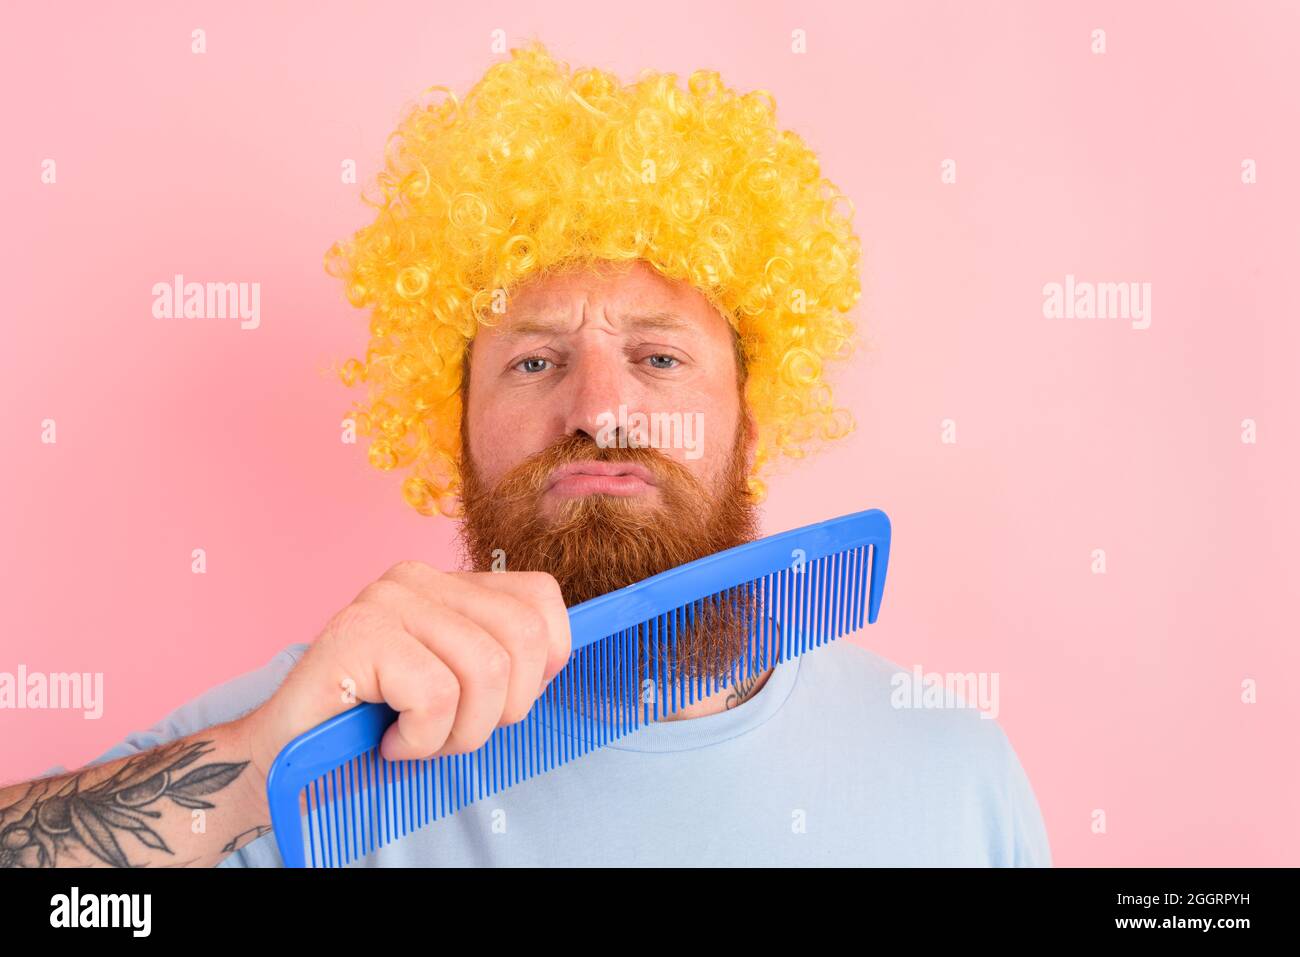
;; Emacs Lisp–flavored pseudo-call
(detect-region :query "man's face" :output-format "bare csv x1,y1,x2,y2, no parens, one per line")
458,259,760,648
464,259,748,513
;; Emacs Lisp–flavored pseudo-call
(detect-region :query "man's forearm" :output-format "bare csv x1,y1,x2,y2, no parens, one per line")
0,716,271,868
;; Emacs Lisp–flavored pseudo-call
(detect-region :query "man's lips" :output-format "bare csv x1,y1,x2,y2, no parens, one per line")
544,460,659,498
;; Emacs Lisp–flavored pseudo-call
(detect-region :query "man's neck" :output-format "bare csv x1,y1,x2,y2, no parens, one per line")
657,665,775,721
656,618,784,721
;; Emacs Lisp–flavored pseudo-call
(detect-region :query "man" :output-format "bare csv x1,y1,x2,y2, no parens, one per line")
1,42,1050,867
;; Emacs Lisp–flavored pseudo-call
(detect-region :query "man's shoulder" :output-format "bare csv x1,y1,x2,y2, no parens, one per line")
794,640,1052,866
796,639,1017,756
798,639,907,688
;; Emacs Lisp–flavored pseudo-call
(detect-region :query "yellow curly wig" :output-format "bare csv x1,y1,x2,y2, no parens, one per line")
324,39,861,517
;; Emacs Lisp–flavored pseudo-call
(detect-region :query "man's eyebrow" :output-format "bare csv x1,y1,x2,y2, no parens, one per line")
498,314,570,339
621,311,695,333
498,310,695,338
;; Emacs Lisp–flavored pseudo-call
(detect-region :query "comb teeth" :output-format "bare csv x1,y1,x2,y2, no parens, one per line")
268,510,891,867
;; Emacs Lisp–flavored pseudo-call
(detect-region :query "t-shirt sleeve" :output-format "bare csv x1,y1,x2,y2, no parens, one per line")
34,643,310,868
999,727,1052,867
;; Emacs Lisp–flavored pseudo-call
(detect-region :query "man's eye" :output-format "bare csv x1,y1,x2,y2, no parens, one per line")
645,354,680,369
515,356,552,373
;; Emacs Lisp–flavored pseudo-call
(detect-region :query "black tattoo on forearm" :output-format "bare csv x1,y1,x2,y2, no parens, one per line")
0,738,251,868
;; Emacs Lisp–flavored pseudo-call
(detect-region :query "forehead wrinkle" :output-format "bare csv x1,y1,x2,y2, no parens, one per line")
495,306,704,341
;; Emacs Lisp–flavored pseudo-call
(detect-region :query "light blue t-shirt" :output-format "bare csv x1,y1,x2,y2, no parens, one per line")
50,639,1052,867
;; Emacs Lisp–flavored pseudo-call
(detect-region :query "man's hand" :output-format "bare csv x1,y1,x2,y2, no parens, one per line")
246,565,572,781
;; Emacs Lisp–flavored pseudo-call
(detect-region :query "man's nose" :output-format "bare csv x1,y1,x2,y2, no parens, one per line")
561,350,632,445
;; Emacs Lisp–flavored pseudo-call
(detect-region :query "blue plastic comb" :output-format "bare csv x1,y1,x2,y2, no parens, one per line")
266,507,891,867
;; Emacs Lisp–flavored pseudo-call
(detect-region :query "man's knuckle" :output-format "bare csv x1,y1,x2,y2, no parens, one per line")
424,670,460,716
519,570,562,601
478,646,513,687
356,578,406,607
382,559,432,581
515,606,547,645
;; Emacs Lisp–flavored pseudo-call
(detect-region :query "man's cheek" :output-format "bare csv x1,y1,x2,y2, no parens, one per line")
681,410,705,461
473,418,530,476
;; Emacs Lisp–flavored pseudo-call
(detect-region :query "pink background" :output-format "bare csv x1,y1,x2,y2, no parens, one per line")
2,1,1297,866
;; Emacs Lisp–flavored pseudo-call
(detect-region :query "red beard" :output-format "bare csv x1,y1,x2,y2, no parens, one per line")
456,424,765,684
